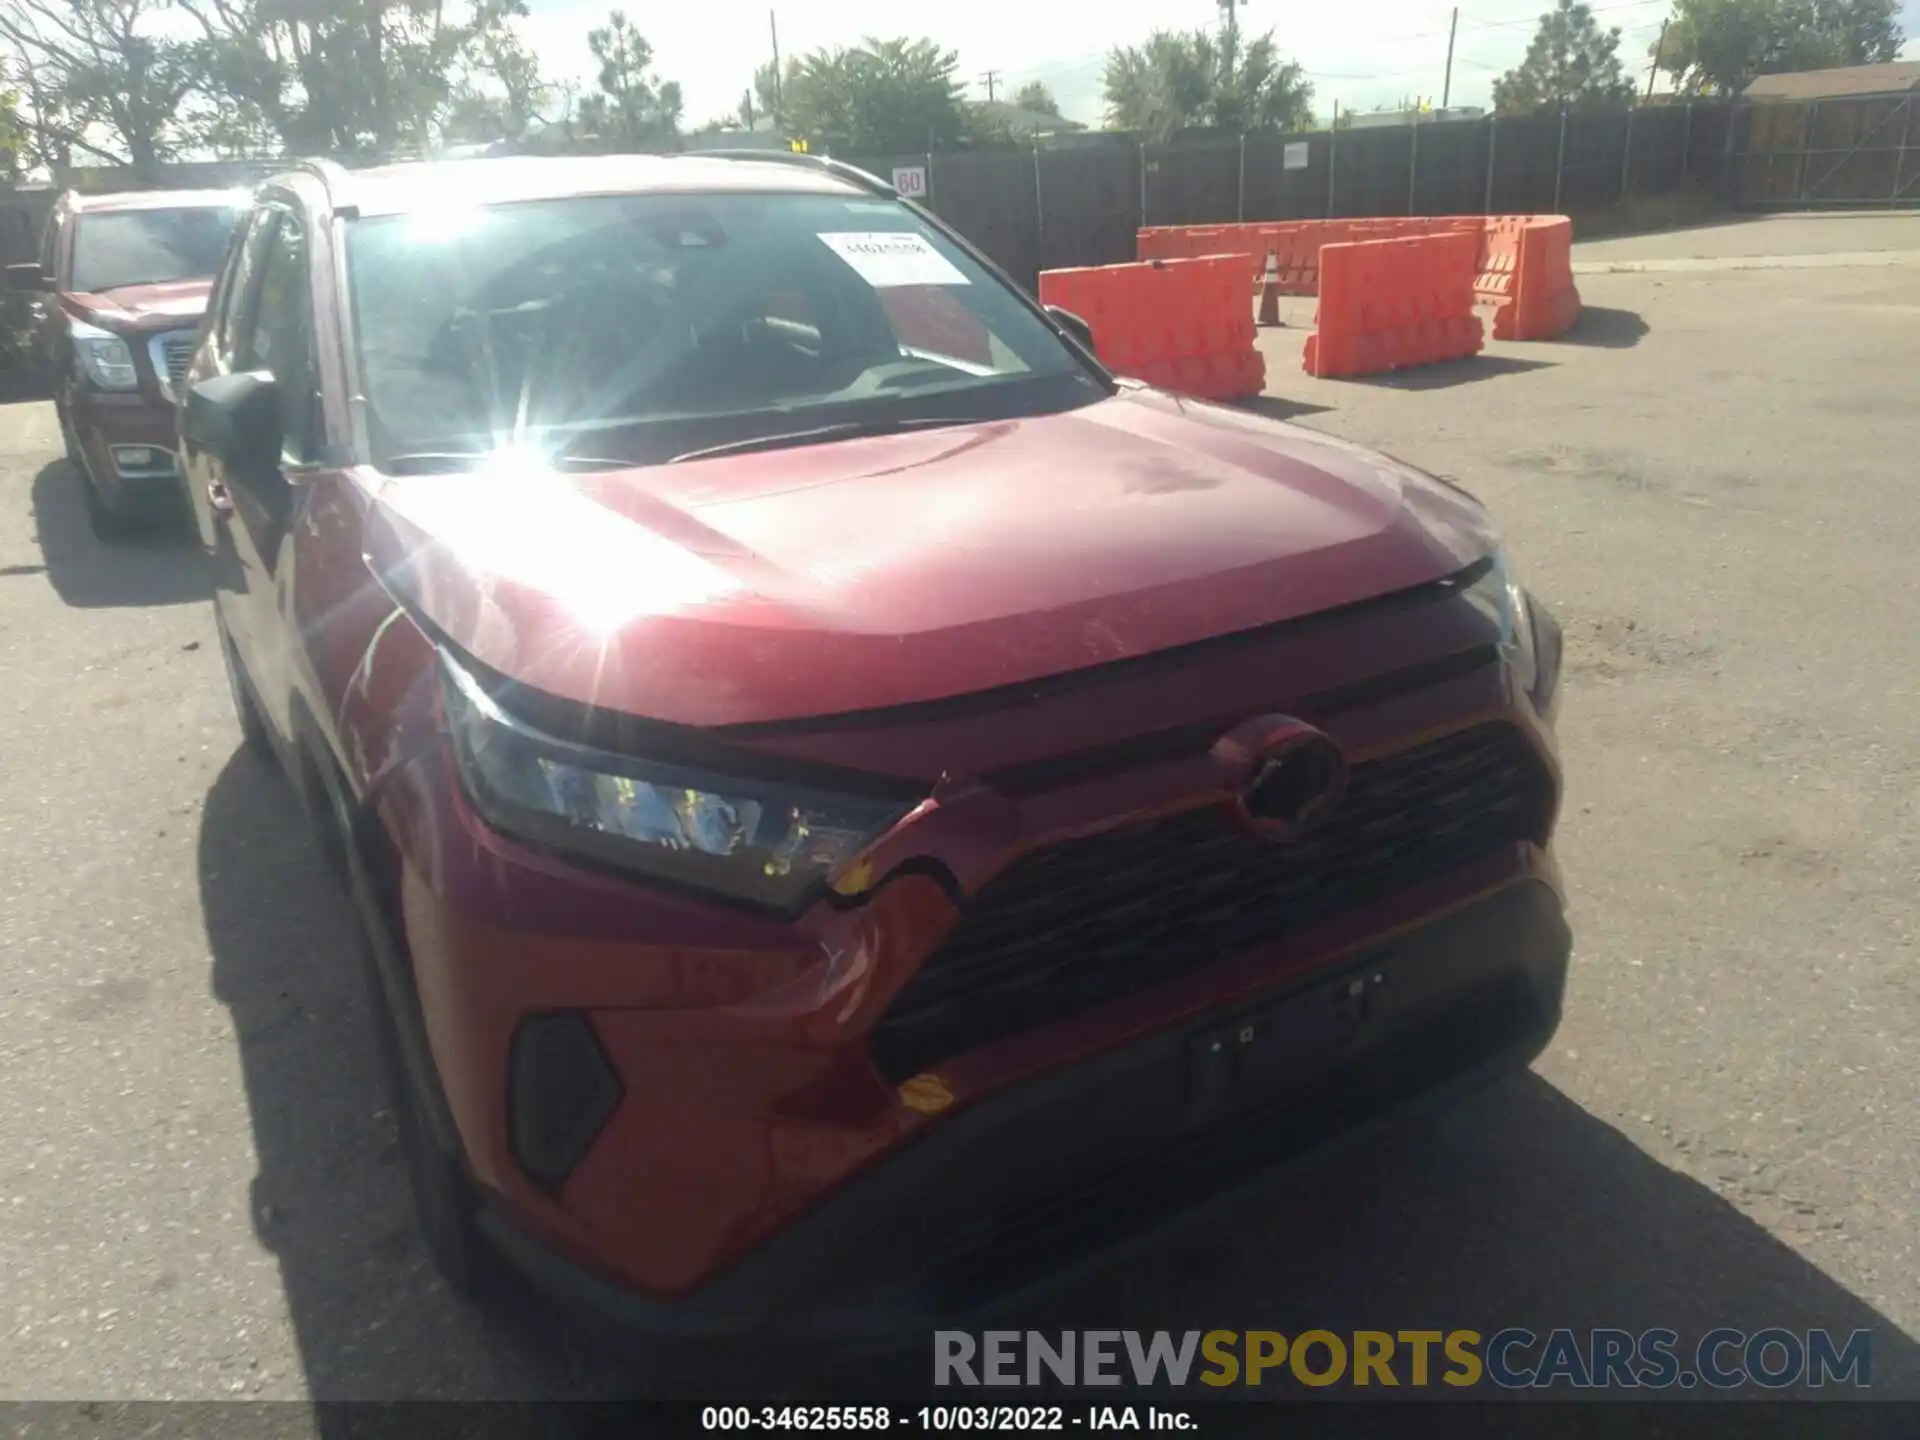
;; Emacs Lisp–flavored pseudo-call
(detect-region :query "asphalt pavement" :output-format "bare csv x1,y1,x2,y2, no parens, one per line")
1,214,1916,1406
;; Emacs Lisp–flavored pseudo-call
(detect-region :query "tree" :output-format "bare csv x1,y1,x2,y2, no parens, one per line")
782,37,966,153
0,70,26,178
442,21,548,143
178,0,530,154
196,94,278,156
0,0,207,179
1654,0,1903,96
1012,80,1059,116
577,10,680,147
753,57,791,124
1102,27,1312,141
1491,0,1637,115
469,20,548,136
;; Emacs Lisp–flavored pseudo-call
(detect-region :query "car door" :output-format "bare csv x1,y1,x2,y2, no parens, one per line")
192,207,275,659
31,200,66,384
212,201,324,747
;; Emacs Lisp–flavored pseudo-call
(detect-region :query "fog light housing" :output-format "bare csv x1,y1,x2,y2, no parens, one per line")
507,1011,622,1191
111,445,173,477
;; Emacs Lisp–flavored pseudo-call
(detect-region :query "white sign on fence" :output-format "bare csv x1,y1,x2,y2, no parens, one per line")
1283,141,1311,171
892,165,929,199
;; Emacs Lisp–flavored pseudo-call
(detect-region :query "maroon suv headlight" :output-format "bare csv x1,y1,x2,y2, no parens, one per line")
1461,547,1561,715
438,650,916,914
1527,593,1563,715
71,318,140,391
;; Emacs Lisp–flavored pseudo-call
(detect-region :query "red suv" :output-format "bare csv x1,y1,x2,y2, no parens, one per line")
182,154,1569,1345
9,188,244,536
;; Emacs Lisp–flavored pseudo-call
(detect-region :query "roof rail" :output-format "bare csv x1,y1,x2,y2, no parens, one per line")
692,148,897,198
283,156,354,190
258,156,361,215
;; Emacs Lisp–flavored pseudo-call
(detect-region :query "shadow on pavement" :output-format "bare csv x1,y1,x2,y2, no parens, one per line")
1555,305,1651,349
1352,355,1557,391
30,459,208,609
843,1076,1920,1403
198,749,626,1405
1231,395,1337,424
198,746,1920,1408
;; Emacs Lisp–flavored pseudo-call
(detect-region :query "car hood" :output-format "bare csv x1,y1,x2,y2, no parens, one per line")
64,279,212,332
365,387,1499,729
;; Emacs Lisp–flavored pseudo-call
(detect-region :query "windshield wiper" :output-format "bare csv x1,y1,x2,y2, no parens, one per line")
666,416,970,466
381,451,634,476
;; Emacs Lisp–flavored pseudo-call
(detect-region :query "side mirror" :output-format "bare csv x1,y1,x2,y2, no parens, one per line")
5,262,48,294
183,371,283,477
1045,305,1096,355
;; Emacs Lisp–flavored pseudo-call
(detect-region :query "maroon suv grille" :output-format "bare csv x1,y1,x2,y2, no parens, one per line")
161,332,195,390
868,723,1549,1084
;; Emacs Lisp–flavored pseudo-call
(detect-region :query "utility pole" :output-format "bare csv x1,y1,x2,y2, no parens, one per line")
982,70,1000,103
1217,0,1245,76
1442,7,1458,110
769,10,784,126
1646,17,1669,100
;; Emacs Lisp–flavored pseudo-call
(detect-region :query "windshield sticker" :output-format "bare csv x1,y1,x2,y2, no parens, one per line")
817,231,970,288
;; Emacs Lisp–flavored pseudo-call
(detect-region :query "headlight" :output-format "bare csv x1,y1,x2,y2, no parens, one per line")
440,652,917,913
1525,590,1562,717
72,318,138,391
1461,547,1540,700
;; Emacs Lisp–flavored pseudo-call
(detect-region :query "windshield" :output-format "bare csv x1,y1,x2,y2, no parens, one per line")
70,206,243,293
343,190,1104,470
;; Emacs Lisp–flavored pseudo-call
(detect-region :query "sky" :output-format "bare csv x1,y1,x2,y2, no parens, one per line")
520,0,1920,130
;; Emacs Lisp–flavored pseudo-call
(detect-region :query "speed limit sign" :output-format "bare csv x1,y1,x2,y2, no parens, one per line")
892,165,929,199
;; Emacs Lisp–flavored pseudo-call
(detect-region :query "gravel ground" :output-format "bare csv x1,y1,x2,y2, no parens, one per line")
0,215,1915,1410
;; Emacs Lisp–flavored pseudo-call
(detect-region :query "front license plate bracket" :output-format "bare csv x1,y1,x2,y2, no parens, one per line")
1185,956,1396,1119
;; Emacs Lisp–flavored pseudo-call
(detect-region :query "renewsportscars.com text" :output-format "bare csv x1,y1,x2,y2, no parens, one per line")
932,1328,1872,1390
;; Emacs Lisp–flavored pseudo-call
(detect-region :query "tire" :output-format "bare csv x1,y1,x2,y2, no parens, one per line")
360,934,500,1300
309,743,500,1301
56,399,82,467
215,611,275,760
71,436,134,543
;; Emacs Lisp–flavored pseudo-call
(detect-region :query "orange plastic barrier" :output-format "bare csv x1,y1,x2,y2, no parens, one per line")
1039,254,1265,400
1143,213,1581,343
1303,230,1483,380
1140,221,1329,293
1475,215,1580,340
1258,222,1338,294
1139,217,1490,297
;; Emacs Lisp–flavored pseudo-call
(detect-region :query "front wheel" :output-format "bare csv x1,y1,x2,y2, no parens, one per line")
78,463,133,542
67,422,136,543
361,934,499,1299
56,399,83,467
215,609,274,760
312,744,499,1301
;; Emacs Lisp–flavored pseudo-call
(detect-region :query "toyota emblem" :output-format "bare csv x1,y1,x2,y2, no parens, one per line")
1212,717,1349,840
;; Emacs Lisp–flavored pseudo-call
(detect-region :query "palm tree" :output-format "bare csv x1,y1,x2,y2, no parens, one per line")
1103,27,1312,141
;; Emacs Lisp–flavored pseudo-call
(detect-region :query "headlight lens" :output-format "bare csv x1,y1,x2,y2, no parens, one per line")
1461,547,1539,699
440,652,916,912
72,319,138,390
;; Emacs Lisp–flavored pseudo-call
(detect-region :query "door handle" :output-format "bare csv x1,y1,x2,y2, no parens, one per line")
207,481,235,515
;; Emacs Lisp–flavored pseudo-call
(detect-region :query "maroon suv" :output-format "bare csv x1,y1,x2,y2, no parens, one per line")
9,188,243,536
182,154,1569,1345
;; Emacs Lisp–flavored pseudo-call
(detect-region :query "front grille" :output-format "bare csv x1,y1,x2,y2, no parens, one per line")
869,723,1549,1083
153,331,195,400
